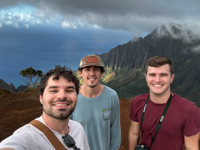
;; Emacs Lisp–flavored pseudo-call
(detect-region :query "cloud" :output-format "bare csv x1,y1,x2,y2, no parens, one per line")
61,21,77,29
154,22,200,43
0,0,200,36
192,45,200,53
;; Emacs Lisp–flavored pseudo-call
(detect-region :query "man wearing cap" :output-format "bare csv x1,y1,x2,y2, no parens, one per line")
71,55,121,150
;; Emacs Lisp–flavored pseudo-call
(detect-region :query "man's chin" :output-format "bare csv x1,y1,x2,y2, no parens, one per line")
53,111,72,120
88,83,97,88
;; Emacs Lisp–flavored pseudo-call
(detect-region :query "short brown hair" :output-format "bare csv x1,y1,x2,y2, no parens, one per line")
145,56,174,75
39,66,79,96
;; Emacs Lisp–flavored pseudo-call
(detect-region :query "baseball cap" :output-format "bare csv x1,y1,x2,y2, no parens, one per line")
78,55,105,70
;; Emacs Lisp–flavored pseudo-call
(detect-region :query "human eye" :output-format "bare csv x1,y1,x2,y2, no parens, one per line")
50,90,57,93
149,73,155,76
161,73,168,76
66,88,75,93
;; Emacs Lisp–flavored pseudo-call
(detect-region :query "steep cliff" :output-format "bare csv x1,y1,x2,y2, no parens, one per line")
99,23,200,106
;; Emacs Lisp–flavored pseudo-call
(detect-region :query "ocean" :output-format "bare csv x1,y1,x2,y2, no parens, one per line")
0,26,133,88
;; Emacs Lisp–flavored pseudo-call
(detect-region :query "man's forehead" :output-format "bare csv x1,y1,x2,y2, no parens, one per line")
47,76,74,86
147,64,170,73
83,66,100,69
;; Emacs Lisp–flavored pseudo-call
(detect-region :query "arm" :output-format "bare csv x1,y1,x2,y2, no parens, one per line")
129,120,140,150
109,94,121,150
0,149,14,150
184,132,200,150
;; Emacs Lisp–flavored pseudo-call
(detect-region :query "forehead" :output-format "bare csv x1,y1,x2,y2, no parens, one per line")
83,66,101,69
46,76,75,87
147,64,170,74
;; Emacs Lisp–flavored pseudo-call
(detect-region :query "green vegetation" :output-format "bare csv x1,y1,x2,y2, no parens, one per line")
20,67,43,89
101,60,200,107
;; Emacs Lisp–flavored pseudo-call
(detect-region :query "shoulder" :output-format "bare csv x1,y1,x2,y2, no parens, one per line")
172,93,200,118
130,93,149,111
172,94,198,110
103,85,118,96
0,124,43,149
132,93,149,103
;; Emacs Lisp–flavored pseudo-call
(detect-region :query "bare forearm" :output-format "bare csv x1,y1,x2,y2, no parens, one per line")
129,133,139,150
184,132,200,150
185,147,199,150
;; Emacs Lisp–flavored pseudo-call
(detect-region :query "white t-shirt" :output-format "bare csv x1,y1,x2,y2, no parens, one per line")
0,116,90,150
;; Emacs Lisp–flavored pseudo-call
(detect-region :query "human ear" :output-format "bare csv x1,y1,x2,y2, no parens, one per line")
171,74,175,83
78,71,82,78
39,95,43,104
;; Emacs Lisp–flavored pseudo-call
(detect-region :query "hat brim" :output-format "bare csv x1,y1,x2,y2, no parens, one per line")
78,64,105,70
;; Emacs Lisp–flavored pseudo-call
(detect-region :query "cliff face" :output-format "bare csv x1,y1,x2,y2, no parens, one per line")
100,25,199,73
99,23,200,106
0,79,17,93
0,79,27,93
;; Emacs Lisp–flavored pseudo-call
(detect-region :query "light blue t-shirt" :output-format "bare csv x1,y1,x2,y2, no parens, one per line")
71,85,121,150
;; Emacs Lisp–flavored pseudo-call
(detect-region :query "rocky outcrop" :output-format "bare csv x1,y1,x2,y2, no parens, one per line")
0,79,27,93
17,85,28,93
0,79,17,93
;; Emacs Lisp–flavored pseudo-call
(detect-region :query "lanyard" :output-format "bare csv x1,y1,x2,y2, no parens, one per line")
138,93,173,148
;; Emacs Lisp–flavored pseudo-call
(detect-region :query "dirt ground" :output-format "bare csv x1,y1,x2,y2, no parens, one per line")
0,88,198,150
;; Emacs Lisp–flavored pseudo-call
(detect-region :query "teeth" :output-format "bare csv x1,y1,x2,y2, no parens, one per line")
154,85,162,87
55,104,67,106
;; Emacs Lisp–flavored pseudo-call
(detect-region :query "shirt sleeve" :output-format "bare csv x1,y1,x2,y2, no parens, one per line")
130,97,139,122
184,103,200,136
0,132,35,150
109,93,121,150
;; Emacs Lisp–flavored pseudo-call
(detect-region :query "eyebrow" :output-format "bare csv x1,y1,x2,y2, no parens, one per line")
48,86,75,89
148,73,169,75
48,86,58,89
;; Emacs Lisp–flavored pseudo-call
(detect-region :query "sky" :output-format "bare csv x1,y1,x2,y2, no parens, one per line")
1,0,200,87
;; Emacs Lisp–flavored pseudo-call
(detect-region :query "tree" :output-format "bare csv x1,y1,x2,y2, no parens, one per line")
20,67,43,89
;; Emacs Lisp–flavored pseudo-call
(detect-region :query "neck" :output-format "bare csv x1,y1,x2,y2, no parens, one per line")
42,113,69,135
80,84,104,98
150,91,172,104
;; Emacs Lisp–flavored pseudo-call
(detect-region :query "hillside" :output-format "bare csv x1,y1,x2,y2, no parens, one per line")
99,23,200,106
0,88,132,149
0,88,198,149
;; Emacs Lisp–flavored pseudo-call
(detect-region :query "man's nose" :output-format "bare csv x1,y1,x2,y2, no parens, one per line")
58,90,67,100
155,75,161,82
89,69,95,75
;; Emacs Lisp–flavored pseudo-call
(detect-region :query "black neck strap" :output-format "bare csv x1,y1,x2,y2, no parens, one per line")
138,93,173,148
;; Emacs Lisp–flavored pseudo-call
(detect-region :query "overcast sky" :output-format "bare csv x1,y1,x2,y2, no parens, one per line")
1,0,200,86
1,0,200,36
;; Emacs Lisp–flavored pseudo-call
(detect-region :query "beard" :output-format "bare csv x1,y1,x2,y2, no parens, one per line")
88,84,97,88
42,99,76,120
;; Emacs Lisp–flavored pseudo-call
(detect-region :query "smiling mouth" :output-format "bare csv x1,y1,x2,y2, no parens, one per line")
88,78,96,81
153,84,162,87
54,104,69,106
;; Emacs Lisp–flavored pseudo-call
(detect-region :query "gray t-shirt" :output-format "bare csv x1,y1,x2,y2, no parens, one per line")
71,85,121,150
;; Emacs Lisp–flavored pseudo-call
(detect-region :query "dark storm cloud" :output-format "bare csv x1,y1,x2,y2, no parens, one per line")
0,0,199,17
1,0,200,36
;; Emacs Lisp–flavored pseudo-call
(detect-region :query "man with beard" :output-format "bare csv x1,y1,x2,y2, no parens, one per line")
0,66,90,150
71,55,121,150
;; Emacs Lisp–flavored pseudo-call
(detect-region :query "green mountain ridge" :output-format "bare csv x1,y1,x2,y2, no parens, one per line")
99,23,200,107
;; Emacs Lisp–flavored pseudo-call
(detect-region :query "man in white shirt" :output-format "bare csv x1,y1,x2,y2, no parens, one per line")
0,65,90,150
